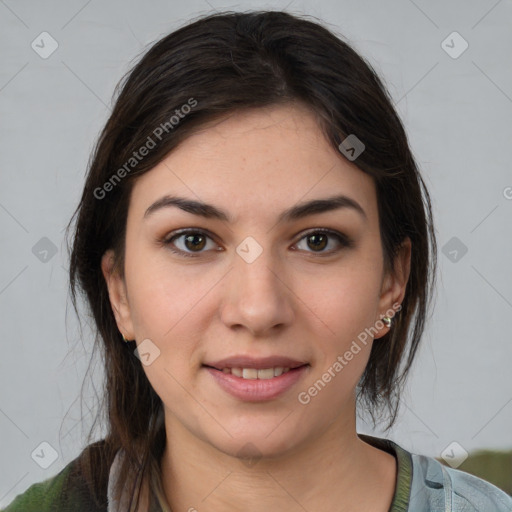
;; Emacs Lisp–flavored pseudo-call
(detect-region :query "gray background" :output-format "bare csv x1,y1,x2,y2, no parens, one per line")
1,0,511,506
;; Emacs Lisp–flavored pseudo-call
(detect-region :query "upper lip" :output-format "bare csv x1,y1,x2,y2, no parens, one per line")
204,355,308,370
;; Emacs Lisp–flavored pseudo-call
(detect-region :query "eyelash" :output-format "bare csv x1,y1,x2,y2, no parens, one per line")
161,228,354,259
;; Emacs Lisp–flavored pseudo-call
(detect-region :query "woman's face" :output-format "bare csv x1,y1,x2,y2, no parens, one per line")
103,103,410,459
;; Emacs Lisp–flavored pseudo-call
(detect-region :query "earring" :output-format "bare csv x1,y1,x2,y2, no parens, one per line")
382,316,392,328
121,333,133,343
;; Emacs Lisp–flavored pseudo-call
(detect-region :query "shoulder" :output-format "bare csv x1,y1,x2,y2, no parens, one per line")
409,450,512,511
361,434,512,512
1,462,73,512
1,439,116,512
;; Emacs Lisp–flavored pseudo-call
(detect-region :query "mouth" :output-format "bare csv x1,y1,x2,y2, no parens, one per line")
203,365,303,379
203,355,308,378
204,366,290,380
202,356,310,401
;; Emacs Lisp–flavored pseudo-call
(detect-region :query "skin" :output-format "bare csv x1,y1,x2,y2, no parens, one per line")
102,102,411,512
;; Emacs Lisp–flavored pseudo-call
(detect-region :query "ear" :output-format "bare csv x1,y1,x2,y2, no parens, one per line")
101,249,135,341
374,237,411,340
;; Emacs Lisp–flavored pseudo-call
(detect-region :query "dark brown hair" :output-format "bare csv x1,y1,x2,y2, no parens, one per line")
65,9,437,510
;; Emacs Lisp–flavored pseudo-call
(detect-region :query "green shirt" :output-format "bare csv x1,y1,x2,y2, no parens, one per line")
2,435,511,511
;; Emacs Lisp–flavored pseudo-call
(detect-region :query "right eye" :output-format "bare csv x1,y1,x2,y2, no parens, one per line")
163,229,220,258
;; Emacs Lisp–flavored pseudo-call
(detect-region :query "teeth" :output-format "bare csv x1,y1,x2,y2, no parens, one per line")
257,368,274,379
222,367,291,379
242,368,258,379
231,367,243,377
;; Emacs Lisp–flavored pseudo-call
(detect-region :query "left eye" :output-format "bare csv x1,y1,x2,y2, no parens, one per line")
294,230,350,254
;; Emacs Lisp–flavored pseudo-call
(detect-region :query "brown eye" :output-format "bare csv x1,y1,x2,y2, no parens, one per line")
164,230,217,257
295,229,353,255
306,233,328,251
183,233,207,251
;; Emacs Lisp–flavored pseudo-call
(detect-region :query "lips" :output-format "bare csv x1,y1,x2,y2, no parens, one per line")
203,355,309,401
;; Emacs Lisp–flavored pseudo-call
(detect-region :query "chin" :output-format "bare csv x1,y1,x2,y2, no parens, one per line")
201,419,309,462
220,437,299,463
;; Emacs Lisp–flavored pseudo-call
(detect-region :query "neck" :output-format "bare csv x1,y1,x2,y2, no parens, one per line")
159,409,396,512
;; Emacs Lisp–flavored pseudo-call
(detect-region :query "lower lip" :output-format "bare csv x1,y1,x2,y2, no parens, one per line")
204,366,308,402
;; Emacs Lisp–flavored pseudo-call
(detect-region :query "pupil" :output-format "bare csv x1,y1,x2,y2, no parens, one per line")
185,234,205,251
309,233,327,251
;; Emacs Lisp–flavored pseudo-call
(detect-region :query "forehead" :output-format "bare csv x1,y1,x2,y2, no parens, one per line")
127,103,377,226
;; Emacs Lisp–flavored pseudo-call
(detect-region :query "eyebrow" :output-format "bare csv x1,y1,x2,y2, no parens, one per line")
144,194,367,224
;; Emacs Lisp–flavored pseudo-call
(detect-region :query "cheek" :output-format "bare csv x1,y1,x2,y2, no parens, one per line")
124,258,209,408
295,275,377,416
295,259,382,401
124,243,215,340
301,263,382,343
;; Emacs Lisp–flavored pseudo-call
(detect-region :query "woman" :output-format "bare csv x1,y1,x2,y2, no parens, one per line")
3,10,511,512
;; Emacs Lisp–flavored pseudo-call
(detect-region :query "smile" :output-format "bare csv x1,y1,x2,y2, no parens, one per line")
203,357,309,401
219,367,291,379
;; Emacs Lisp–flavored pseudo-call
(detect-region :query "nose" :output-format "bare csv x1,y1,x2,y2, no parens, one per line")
219,246,295,337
